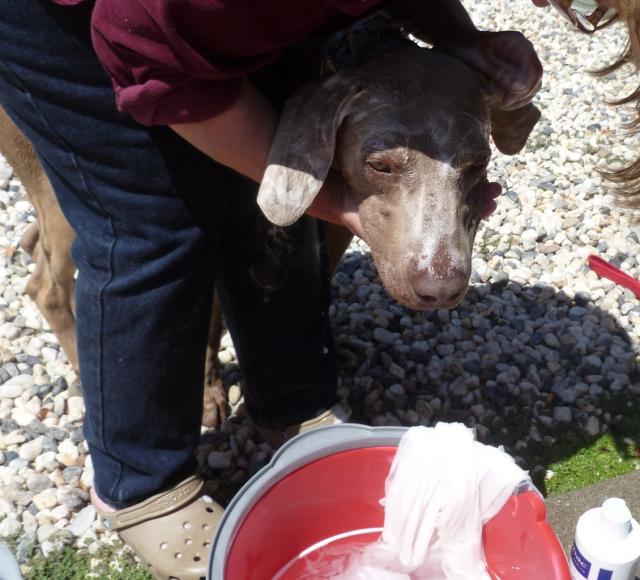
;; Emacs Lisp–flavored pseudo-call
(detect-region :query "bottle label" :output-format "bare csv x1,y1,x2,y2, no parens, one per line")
596,569,613,580
571,542,591,578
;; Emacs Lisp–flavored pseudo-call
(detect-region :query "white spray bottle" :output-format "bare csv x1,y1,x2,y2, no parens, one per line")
570,498,640,580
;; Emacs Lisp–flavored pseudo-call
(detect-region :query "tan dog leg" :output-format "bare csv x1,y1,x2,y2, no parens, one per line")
20,219,78,372
2,108,234,427
0,107,79,373
202,294,229,428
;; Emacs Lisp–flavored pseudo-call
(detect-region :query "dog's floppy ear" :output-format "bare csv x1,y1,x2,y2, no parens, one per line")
257,73,363,226
489,101,541,156
465,63,541,156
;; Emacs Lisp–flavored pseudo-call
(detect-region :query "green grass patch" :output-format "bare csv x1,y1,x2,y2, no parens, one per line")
544,432,640,495
524,392,640,496
24,542,153,580
25,546,91,580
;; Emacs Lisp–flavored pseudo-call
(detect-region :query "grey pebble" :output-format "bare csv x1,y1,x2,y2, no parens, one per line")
15,531,37,564
584,416,600,437
62,466,83,484
373,327,395,345
553,407,572,423
208,451,232,470
26,472,53,493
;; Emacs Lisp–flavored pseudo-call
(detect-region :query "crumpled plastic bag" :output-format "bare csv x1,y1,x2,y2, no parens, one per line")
334,422,530,579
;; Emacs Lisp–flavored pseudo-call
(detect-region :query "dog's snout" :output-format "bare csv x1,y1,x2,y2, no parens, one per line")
410,258,468,308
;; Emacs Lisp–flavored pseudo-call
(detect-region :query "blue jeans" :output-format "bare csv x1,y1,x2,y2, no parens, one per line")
0,0,337,508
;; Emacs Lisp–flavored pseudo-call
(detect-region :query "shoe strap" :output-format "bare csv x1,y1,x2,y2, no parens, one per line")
99,475,203,531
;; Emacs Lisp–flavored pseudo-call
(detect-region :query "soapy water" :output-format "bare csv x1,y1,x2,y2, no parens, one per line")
273,424,529,580
272,534,544,579
272,533,377,579
272,530,415,579
272,530,496,579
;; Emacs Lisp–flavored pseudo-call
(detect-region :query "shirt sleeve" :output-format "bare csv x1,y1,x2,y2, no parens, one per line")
325,0,388,16
90,1,248,126
89,0,389,126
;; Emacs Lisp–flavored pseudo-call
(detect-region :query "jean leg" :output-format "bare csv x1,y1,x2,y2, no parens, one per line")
0,0,226,507
215,173,338,429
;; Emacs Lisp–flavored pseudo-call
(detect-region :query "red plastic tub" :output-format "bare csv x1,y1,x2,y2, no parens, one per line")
208,425,570,579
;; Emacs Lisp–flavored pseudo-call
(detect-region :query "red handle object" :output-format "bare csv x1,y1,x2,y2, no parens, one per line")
587,254,640,299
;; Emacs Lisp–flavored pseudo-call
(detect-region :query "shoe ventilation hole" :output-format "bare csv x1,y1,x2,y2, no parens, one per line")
175,552,183,559
206,507,214,513
185,538,193,545
203,523,210,530
194,556,201,562
203,541,210,548
183,522,192,530
160,542,168,551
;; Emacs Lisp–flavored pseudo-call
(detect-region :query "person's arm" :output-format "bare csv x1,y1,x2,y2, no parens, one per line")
170,78,364,236
388,0,478,48
170,78,276,183
89,0,367,234
388,0,543,110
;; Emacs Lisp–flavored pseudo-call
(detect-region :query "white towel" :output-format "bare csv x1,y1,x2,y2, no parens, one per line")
335,423,529,579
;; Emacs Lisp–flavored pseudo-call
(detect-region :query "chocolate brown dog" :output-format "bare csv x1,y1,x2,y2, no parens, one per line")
0,45,539,427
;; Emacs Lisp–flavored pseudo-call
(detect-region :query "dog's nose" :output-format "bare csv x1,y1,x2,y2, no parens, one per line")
410,266,468,307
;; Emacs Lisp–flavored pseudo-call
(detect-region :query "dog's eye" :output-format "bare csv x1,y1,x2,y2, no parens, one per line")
367,159,392,174
466,163,485,175
463,163,486,183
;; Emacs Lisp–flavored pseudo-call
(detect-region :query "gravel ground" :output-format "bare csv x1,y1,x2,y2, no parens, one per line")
1,0,640,573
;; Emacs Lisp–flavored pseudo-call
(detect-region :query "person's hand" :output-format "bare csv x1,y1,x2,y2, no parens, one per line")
305,170,365,239
447,30,543,110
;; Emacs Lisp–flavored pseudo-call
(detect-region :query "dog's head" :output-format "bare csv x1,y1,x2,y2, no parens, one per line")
258,46,539,310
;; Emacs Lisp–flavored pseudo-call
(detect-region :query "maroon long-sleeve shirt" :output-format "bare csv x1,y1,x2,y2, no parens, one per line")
51,0,386,125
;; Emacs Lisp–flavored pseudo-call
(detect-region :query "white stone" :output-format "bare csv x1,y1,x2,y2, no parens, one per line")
80,454,94,489
18,436,44,461
34,451,57,472
66,396,85,422
24,316,42,330
56,439,80,467
36,511,53,527
228,385,242,406
69,505,96,537
0,498,13,519
33,488,58,511
41,347,58,364
0,375,33,398
49,505,71,522
37,523,58,543
0,516,21,537
1,430,26,447
12,407,36,427
21,510,37,534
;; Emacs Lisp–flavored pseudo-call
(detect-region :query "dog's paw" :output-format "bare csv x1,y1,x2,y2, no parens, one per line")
202,376,229,429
